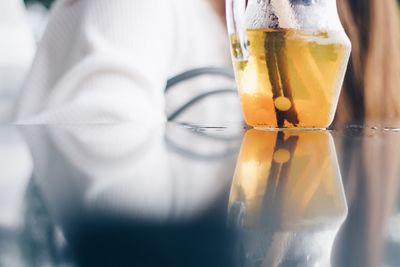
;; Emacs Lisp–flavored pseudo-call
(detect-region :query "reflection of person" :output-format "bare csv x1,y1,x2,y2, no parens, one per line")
333,129,400,267
22,124,238,221
21,124,239,266
15,0,239,124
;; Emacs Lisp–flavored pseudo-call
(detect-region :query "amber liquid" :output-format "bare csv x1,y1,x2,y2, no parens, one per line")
228,130,347,228
231,29,351,128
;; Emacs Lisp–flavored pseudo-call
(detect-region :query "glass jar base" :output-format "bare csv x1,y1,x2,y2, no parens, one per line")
253,126,328,132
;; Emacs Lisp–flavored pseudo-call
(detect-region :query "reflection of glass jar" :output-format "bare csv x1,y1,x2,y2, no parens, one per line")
228,130,348,266
226,0,351,128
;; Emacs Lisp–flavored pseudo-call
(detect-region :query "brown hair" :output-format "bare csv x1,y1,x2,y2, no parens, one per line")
335,0,400,126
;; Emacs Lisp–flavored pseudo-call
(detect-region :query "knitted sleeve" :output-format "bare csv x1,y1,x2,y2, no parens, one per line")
15,0,176,124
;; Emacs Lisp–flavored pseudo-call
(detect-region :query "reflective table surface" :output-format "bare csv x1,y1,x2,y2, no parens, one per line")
1,123,400,267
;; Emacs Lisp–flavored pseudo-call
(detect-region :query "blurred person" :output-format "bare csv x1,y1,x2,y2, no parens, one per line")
14,0,241,124
0,0,35,121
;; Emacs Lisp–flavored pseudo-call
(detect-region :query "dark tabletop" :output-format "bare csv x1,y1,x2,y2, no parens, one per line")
1,123,400,267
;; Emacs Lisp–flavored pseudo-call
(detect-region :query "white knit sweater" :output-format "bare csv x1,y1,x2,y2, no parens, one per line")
0,0,35,121
15,0,241,124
